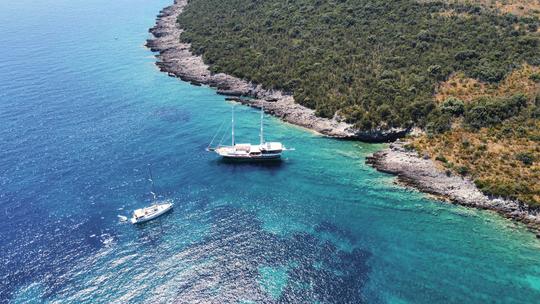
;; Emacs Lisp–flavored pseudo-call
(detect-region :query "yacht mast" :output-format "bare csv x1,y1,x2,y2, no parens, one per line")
148,165,157,201
231,106,235,146
259,106,264,145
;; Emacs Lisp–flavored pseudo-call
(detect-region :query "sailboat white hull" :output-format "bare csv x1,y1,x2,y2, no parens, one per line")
130,202,173,224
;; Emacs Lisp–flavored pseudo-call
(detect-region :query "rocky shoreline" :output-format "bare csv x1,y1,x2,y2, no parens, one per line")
366,141,540,234
147,0,540,235
145,0,407,141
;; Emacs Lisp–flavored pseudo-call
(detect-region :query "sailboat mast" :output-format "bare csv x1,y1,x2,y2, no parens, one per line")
231,106,235,146
148,165,157,201
259,106,264,145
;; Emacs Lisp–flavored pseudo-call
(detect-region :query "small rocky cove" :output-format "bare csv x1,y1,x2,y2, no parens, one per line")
366,141,540,234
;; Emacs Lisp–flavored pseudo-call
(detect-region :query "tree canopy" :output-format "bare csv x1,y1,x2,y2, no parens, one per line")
178,0,539,129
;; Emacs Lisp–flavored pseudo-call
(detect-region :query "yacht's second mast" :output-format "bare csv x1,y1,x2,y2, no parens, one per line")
231,106,235,147
259,107,264,145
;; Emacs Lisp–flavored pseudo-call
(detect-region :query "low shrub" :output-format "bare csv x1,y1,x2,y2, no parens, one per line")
529,73,540,82
426,112,452,134
435,155,448,163
516,152,535,166
441,97,465,116
457,165,470,175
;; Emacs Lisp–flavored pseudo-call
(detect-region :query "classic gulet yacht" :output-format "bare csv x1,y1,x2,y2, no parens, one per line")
207,106,293,161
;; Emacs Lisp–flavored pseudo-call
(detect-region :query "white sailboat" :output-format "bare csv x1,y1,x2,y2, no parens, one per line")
130,167,173,224
207,106,293,161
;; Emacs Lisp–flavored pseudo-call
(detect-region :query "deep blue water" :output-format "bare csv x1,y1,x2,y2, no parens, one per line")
1,0,540,303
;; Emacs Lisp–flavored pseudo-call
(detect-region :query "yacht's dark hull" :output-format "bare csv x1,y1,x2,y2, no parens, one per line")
221,153,282,161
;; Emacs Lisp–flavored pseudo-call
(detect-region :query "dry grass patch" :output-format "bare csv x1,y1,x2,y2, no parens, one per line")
415,63,540,205
435,64,540,103
410,119,540,205
427,0,540,18
491,0,540,18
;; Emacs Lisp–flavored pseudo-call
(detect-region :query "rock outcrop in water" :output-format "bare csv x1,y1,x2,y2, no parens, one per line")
366,141,540,233
145,0,406,141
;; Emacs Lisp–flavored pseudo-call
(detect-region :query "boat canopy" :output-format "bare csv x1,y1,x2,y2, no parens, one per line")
249,146,261,153
234,144,251,152
261,142,283,151
134,209,145,218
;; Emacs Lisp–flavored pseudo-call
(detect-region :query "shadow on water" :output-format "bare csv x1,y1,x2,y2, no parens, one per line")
205,157,290,172
218,158,286,167
133,216,168,231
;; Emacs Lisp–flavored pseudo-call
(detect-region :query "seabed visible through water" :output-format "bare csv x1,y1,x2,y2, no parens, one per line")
1,0,540,303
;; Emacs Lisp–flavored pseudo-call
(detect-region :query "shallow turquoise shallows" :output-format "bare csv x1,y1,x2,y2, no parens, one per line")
1,0,540,303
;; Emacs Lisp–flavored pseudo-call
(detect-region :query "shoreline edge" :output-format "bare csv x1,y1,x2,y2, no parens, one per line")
366,141,540,234
145,0,408,142
146,0,540,235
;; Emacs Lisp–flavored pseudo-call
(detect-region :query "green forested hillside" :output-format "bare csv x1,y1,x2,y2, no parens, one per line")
177,0,540,205
178,0,539,129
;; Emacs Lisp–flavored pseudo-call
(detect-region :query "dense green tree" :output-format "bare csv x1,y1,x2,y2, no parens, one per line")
441,97,465,116
464,94,528,129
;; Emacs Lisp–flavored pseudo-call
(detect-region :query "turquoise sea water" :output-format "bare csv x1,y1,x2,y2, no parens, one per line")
1,0,540,303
